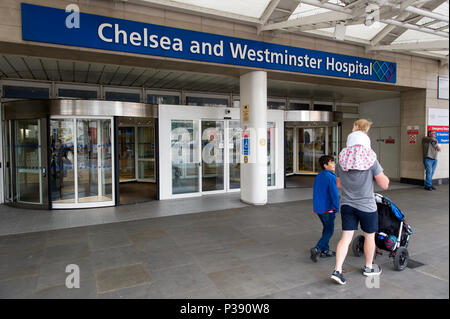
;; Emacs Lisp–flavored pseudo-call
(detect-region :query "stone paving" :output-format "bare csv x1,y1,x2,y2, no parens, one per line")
0,185,448,299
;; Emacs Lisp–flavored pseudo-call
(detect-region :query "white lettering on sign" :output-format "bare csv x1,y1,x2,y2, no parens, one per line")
98,23,183,51
326,57,372,77
96,23,376,79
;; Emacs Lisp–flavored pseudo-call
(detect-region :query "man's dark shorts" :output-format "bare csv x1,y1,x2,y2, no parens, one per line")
341,205,378,234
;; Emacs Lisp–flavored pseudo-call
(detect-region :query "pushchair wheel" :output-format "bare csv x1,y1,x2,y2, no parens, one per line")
352,235,365,257
393,247,409,271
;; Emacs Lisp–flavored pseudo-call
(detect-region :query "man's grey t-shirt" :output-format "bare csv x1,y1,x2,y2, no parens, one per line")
336,160,383,213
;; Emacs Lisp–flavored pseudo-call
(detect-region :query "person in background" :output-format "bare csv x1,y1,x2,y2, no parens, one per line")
422,130,441,191
310,155,340,263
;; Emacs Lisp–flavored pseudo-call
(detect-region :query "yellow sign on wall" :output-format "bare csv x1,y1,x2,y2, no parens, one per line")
242,104,250,124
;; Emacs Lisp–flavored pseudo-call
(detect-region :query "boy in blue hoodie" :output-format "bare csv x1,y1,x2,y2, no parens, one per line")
310,155,340,262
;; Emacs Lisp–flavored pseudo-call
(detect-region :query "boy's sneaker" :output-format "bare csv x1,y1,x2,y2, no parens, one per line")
320,250,336,258
331,270,346,285
362,264,382,276
310,247,320,263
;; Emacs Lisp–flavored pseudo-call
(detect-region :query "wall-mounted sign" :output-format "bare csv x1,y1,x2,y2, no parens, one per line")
242,138,250,156
428,108,449,144
242,104,250,124
385,137,395,144
438,76,449,100
407,125,419,144
21,3,397,83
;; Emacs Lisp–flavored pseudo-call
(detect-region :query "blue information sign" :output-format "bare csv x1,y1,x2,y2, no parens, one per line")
21,3,396,83
242,138,250,156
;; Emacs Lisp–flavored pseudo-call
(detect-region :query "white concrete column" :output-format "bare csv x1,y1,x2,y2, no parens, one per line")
240,71,267,205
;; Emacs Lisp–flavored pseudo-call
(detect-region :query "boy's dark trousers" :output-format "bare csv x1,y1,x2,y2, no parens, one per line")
315,212,336,252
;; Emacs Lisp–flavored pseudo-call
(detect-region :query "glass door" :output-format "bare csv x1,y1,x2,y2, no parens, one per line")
228,120,241,190
201,120,225,193
267,122,276,187
171,120,200,195
297,127,331,174
50,119,75,203
313,127,326,172
77,119,113,204
6,118,49,208
50,117,114,208
285,127,294,175
118,127,135,182
15,119,43,204
137,126,155,181
298,128,315,173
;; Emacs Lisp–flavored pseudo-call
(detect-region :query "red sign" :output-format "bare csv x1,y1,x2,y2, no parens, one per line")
407,130,419,135
385,137,395,144
427,125,449,132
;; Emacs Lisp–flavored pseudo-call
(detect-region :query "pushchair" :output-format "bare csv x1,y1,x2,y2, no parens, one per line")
351,194,413,271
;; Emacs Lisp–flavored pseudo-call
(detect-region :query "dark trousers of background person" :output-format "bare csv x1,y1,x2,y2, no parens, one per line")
423,157,437,188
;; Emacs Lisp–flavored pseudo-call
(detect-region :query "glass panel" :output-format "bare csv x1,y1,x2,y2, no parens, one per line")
201,120,224,192
118,127,135,181
147,94,180,105
50,119,75,203
298,128,314,173
268,101,285,110
4,121,12,201
137,126,155,179
58,88,97,99
171,120,199,195
186,96,228,107
138,161,154,180
3,86,49,99
267,122,276,186
313,104,332,111
228,120,241,189
289,102,310,110
313,127,326,173
105,91,140,102
329,126,339,158
286,127,294,174
14,119,42,204
77,119,113,203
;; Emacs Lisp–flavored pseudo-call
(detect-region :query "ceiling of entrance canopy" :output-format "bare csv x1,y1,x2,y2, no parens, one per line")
136,0,449,63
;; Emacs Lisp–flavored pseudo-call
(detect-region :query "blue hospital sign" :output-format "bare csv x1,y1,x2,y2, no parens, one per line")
21,3,397,83
242,138,250,156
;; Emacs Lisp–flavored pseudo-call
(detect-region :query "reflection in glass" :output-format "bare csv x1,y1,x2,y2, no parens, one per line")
314,127,326,172
297,127,328,174
229,121,241,189
50,119,75,203
286,127,294,174
118,127,135,181
171,120,199,194
138,126,155,179
14,120,42,204
267,122,276,186
77,119,112,203
201,120,224,192
298,128,314,173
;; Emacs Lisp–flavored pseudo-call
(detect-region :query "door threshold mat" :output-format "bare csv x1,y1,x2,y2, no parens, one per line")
406,259,425,269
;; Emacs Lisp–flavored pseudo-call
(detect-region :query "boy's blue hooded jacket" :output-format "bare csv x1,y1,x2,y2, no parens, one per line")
313,170,340,214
